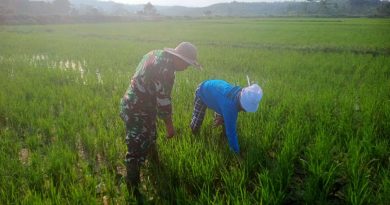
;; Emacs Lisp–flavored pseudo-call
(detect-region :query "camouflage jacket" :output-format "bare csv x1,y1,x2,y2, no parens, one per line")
121,50,175,120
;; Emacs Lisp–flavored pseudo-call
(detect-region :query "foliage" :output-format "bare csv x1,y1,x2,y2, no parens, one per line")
1,0,390,19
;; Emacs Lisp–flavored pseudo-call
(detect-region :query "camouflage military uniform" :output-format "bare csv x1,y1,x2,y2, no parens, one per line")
120,50,175,193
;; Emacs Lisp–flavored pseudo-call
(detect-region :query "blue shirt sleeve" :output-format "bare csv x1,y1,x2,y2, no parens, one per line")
222,109,240,153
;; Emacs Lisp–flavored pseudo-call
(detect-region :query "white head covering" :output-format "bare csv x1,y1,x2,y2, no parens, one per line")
240,84,263,112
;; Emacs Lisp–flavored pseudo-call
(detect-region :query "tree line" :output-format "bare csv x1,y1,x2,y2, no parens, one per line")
0,0,389,24
0,0,71,16
0,0,162,24
300,0,389,16
0,0,160,17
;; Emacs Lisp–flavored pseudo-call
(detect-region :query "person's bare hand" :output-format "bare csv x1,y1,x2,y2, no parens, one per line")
164,117,175,139
166,126,175,139
213,116,224,127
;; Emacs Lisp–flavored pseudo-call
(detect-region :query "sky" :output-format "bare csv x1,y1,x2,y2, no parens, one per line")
99,0,297,7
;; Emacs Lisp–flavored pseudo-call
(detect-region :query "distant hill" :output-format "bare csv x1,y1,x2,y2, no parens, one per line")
2,0,387,25
66,0,299,16
69,1,293,16
70,0,143,15
68,0,384,17
157,2,293,17
1,0,387,19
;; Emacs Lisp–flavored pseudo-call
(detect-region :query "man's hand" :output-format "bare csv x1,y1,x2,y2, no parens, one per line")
213,114,224,127
166,125,175,139
164,116,175,139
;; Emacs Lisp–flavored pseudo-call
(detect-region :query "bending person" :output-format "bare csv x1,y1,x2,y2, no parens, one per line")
190,79,262,154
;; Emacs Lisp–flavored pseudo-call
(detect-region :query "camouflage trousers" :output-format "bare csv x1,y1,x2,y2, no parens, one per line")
121,111,157,167
120,90,158,163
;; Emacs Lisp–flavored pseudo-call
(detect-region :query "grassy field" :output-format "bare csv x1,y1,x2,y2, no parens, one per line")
0,18,389,204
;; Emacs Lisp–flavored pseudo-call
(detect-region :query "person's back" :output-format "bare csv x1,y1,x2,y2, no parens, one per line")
190,79,263,154
197,79,242,115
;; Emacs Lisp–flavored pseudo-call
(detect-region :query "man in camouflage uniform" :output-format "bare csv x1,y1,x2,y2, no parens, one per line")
120,42,201,200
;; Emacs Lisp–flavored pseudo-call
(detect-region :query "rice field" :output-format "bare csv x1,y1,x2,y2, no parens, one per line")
0,18,389,204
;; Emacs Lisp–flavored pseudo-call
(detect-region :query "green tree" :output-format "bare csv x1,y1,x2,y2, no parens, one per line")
203,10,212,16
350,0,380,7
4,0,29,15
143,2,156,15
349,0,380,14
52,0,71,15
377,1,390,16
113,4,129,16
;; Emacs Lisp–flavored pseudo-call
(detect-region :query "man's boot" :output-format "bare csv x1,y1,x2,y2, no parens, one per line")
126,163,144,204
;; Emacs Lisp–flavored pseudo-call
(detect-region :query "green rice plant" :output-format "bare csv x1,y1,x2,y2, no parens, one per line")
345,137,372,205
376,170,390,204
302,131,341,203
256,170,285,205
0,18,389,204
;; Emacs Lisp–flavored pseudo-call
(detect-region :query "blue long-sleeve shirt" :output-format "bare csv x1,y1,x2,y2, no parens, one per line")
197,80,242,153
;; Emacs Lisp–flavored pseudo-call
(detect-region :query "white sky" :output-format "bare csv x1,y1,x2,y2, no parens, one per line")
99,0,297,7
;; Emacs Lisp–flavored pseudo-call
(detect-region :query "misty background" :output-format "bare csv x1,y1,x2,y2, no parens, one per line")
0,0,389,24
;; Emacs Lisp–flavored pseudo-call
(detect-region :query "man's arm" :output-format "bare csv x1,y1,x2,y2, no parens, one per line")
222,110,240,153
156,68,176,138
163,115,175,138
